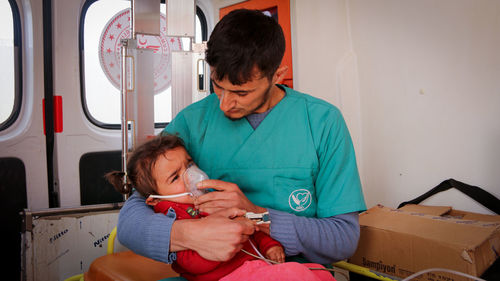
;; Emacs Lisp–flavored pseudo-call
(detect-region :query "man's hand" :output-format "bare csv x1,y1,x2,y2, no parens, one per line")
170,208,255,261
194,179,267,214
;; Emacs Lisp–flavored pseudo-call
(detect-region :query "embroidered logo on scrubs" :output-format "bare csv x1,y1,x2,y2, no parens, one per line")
288,189,312,212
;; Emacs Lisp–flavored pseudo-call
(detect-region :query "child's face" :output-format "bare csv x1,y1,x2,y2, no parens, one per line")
151,146,194,204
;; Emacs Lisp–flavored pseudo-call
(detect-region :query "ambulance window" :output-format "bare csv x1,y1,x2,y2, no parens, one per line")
80,0,207,128
0,0,21,131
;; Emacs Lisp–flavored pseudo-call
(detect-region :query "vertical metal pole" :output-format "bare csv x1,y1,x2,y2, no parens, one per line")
120,39,129,200
131,0,136,39
121,0,159,201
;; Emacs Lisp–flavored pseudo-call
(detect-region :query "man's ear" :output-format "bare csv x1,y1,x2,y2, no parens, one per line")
146,196,160,206
272,65,289,85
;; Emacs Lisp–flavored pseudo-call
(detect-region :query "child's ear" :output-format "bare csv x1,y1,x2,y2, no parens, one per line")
146,196,160,206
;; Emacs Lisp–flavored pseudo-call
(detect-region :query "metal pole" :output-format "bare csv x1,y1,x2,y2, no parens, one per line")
131,0,136,39
120,39,129,200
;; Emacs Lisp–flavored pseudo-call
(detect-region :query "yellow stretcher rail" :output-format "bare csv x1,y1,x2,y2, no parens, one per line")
63,273,84,281
333,261,401,281
107,226,118,254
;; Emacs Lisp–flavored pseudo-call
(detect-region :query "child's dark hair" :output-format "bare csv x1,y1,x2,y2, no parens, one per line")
206,9,286,85
106,134,185,198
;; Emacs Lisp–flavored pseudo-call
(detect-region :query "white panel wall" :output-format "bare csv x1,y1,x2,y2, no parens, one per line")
0,0,49,209
290,0,363,176
291,0,500,214
52,0,121,207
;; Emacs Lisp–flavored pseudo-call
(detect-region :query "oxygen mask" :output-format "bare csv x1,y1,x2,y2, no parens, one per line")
147,163,210,200
182,163,210,197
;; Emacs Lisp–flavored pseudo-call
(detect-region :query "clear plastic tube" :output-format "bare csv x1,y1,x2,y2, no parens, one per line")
148,192,193,199
401,268,486,281
248,240,271,265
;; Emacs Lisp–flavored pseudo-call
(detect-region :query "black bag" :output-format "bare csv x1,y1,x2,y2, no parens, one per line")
398,178,500,281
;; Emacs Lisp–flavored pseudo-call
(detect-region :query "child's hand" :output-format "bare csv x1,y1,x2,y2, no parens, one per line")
265,246,285,263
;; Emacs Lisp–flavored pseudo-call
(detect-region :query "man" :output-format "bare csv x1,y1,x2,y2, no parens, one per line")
118,9,366,266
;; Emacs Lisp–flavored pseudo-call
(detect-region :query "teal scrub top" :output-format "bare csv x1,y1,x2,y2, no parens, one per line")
163,86,366,218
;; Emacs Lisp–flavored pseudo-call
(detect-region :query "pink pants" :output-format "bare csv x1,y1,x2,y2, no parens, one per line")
221,260,336,281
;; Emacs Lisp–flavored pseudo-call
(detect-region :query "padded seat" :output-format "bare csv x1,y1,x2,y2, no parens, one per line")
84,250,179,281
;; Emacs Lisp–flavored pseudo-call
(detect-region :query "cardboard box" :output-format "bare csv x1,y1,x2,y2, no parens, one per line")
348,204,500,281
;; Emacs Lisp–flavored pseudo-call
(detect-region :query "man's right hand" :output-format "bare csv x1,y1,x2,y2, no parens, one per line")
170,208,255,261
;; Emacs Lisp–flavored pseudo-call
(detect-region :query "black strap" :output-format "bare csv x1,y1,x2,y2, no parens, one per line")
398,178,500,214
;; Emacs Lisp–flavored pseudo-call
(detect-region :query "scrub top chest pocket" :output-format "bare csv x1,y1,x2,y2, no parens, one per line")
273,176,316,217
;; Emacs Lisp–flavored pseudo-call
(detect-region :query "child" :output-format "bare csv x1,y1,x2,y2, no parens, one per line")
106,135,286,281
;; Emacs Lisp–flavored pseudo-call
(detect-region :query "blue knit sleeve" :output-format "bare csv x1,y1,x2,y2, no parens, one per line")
268,209,360,264
117,192,177,263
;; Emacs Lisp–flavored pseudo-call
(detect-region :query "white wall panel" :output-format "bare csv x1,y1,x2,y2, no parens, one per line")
290,0,500,214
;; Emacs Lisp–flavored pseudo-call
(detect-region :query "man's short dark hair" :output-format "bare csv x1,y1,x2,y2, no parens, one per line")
206,9,286,85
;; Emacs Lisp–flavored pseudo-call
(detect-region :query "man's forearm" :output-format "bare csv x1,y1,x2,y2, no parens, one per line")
170,219,191,252
119,194,255,264
268,209,360,264
117,192,177,263
171,208,256,262
117,195,216,257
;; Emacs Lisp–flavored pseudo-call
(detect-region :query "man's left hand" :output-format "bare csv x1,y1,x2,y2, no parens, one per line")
194,179,267,214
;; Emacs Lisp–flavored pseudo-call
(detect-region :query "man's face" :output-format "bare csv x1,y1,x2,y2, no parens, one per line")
211,70,274,120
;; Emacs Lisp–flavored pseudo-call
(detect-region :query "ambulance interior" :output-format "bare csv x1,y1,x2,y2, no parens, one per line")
0,0,499,280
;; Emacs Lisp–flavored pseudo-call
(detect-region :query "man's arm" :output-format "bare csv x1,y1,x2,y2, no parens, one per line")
118,192,256,263
170,212,255,261
117,192,177,263
268,209,360,264
194,182,361,264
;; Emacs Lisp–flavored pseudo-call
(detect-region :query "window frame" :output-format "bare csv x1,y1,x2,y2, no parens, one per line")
0,0,23,131
79,0,208,130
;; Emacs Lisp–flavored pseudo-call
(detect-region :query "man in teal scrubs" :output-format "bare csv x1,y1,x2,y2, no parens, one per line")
117,9,366,266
